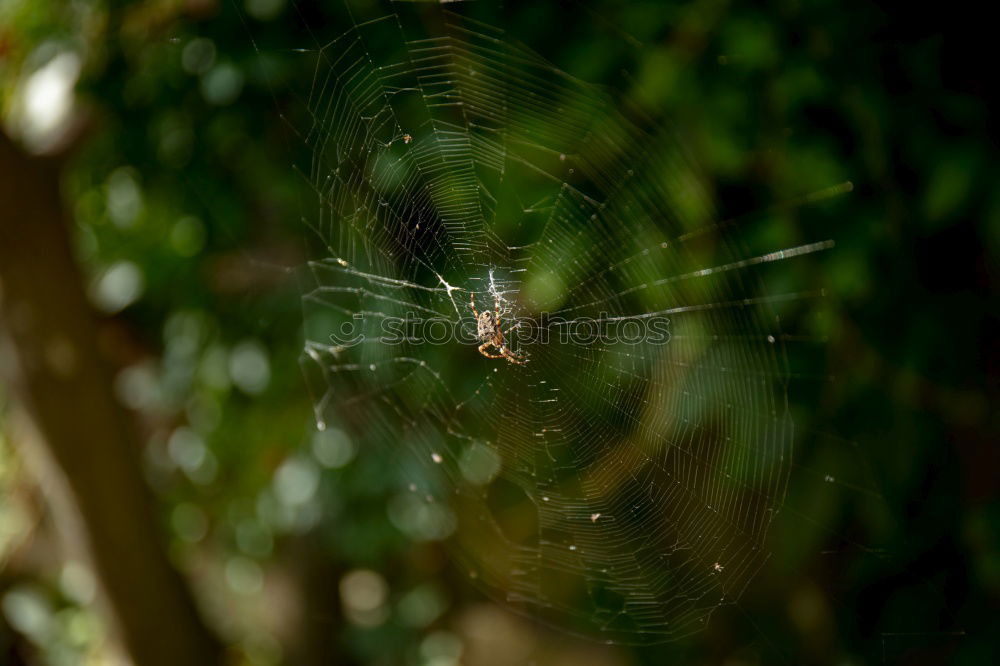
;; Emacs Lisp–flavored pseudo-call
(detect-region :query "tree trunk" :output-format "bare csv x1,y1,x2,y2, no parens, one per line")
0,132,224,666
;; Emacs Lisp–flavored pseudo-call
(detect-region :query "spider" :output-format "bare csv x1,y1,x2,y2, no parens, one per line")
470,292,526,365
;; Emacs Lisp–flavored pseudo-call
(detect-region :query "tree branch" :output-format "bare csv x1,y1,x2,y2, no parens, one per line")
0,132,224,666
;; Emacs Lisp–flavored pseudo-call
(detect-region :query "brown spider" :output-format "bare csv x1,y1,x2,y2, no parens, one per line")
470,292,526,365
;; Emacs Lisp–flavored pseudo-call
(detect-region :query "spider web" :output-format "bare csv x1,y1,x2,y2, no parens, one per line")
285,0,847,644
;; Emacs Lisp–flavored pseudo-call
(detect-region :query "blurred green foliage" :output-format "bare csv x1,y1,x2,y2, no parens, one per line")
1,0,996,665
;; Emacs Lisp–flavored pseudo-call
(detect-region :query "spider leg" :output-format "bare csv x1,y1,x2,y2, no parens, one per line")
493,294,502,328
501,323,523,358
478,342,505,359
500,344,526,365
469,292,478,318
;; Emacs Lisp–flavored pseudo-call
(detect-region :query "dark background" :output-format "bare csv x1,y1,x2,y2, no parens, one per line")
0,1,996,664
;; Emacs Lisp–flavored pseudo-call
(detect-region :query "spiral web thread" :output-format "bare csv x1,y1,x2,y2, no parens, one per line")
290,0,847,644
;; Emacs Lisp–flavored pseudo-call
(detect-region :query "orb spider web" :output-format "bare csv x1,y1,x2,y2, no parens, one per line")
284,0,846,644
